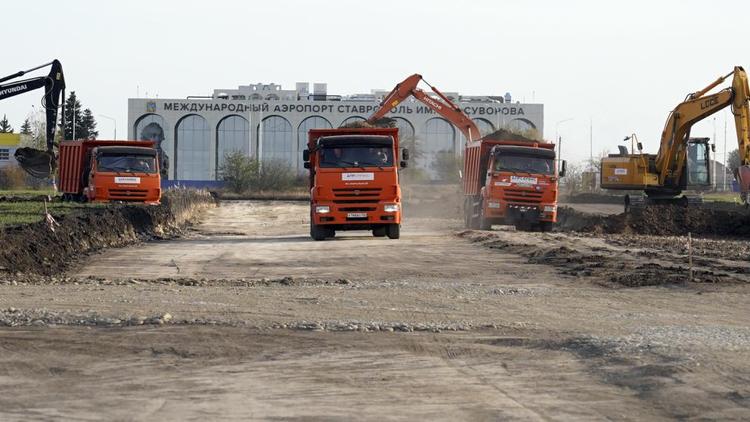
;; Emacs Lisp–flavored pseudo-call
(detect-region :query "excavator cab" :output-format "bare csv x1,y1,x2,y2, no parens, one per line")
685,138,711,188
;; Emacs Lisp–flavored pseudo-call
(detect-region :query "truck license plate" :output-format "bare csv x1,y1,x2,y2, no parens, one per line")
347,212,367,218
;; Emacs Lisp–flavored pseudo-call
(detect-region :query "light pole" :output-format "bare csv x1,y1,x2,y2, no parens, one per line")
555,118,574,171
99,114,117,139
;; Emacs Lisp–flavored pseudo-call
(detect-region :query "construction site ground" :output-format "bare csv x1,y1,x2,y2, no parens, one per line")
2,200,750,420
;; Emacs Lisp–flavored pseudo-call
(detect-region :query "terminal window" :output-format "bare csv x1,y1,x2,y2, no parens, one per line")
0,149,9,160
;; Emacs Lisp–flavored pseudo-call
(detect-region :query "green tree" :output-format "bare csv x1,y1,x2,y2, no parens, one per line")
61,91,82,139
80,108,98,139
20,118,32,135
0,114,13,133
727,148,741,174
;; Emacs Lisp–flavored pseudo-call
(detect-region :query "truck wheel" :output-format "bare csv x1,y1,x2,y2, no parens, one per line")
479,213,492,230
386,224,400,239
539,221,553,232
372,226,386,237
310,224,330,241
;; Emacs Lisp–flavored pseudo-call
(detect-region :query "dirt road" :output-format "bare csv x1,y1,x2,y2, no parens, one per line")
2,201,750,420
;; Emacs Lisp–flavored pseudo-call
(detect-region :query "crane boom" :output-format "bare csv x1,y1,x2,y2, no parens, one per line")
0,60,65,178
368,74,481,143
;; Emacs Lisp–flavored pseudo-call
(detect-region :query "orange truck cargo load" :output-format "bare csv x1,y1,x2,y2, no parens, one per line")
463,138,564,231
58,140,161,204
303,127,408,240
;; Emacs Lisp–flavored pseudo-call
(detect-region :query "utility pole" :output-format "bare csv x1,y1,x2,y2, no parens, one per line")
724,113,728,191
713,117,717,191
589,117,593,171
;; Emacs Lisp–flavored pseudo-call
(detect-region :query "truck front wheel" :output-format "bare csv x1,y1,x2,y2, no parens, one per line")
372,226,387,237
386,224,400,239
310,223,332,241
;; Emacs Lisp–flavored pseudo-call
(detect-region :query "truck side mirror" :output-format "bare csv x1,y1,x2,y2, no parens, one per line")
302,149,310,162
401,148,410,161
559,160,567,178
400,161,408,168
637,142,643,151
304,162,310,169
711,144,716,152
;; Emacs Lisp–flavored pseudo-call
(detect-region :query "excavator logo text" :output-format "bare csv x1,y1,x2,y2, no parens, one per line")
0,84,27,98
700,97,719,110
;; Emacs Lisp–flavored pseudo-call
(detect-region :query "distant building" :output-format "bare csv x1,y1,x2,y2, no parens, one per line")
128,81,544,182
0,133,20,169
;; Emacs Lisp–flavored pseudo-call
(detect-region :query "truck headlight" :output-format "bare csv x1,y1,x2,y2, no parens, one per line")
315,205,331,214
487,201,501,209
384,203,400,212
544,205,556,212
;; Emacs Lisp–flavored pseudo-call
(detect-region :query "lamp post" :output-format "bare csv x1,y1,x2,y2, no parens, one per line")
555,118,574,171
99,114,116,140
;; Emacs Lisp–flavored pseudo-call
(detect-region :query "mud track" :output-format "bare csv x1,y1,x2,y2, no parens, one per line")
1,201,750,420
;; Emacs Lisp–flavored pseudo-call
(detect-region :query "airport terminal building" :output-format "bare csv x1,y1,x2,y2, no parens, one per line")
127,82,543,182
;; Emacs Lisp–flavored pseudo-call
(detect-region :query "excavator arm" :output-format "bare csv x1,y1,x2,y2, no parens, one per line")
368,74,481,143
655,67,750,193
0,60,65,178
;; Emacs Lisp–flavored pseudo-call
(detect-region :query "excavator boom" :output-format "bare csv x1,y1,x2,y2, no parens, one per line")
368,74,481,143
602,66,750,203
0,60,65,178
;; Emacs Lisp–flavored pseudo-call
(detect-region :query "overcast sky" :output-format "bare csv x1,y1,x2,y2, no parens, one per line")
2,0,747,164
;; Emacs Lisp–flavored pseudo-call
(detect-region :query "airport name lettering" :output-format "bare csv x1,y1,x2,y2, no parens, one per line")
162,102,525,116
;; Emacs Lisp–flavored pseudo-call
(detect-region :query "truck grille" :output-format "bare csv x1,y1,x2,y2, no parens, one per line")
338,206,377,212
333,188,381,198
109,188,149,200
503,188,543,204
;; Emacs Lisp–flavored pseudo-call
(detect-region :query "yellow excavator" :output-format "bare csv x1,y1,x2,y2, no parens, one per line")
601,66,750,210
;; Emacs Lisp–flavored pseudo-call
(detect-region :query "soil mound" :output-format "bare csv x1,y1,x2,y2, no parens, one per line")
0,189,214,275
481,128,538,142
557,205,750,238
339,118,395,129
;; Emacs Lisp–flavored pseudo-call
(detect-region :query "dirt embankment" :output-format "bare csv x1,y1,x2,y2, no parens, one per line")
0,189,214,275
557,204,750,238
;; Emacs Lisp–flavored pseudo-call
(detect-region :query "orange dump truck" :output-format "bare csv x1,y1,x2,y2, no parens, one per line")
58,140,161,204
303,127,408,240
463,138,564,231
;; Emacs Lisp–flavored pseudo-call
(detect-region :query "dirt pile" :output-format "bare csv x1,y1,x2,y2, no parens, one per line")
0,189,214,275
557,205,750,238
339,117,395,129
482,128,538,142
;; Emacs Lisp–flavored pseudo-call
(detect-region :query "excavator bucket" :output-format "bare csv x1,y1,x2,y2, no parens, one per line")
14,148,56,179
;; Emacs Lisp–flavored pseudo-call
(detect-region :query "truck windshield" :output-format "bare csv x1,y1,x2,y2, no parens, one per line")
98,154,157,174
319,146,393,168
494,154,554,175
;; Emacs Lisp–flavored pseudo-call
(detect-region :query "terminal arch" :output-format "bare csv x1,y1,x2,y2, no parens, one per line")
297,116,332,172
472,118,495,137
216,115,250,177
175,114,212,180
509,118,537,132
135,113,169,179
258,115,294,168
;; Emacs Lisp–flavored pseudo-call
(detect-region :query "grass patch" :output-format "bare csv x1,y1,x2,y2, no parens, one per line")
0,201,104,227
0,188,58,197
703,192,741,203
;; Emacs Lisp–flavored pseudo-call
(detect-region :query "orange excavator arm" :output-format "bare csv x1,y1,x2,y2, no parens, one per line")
368,74,481,143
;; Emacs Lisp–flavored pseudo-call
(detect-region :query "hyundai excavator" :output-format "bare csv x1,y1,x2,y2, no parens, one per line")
368,74,563,231
601,66,750,209
0,60,65,178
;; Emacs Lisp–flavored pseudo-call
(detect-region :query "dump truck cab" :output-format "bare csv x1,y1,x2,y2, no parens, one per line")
464,139,562,231
304,127,406,241
59,140,161,204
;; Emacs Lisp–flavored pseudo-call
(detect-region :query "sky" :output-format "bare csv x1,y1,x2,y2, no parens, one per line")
1,0,748,165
